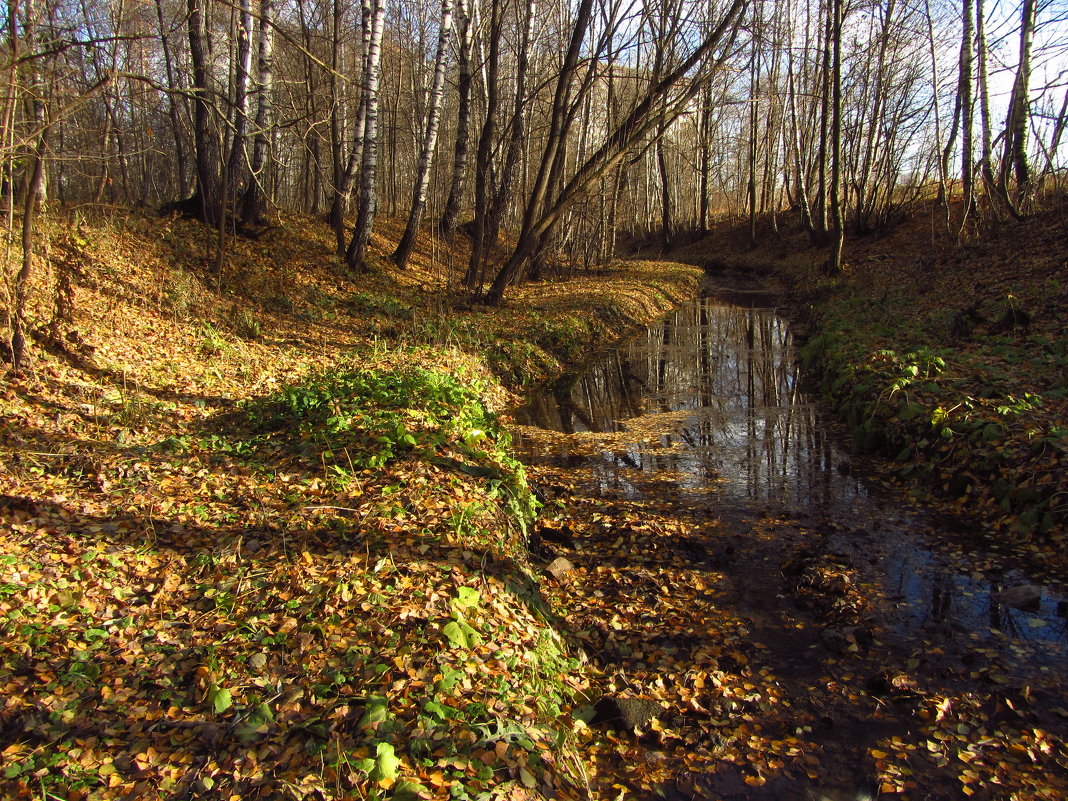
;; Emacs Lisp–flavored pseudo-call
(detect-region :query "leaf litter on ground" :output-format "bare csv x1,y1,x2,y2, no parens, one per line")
0,211,700,800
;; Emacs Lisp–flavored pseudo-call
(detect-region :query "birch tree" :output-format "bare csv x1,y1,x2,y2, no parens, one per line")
393,0,455,267
345,0,386,272
438,0,474,238
242,0,274,225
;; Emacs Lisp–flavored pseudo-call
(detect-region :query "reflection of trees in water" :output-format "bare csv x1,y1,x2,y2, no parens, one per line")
518,299,1068,655
517,298,854,507
876,549,1067,648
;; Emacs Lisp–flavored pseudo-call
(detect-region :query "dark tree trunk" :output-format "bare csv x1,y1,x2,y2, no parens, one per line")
463,0,504,290
187,0,223,227
484,0,746,304
328,0,371,254
828,0,844,273
484,0,535,253
999,0,1034,204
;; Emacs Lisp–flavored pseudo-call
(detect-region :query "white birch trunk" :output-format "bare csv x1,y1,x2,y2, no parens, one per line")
242,0,274,225
345,0,386,271
393,0,456,267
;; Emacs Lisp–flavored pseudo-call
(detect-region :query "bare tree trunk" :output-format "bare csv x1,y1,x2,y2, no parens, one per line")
8,0,48,372
153,0,191,196
485,0,535,251
393,0,455,268
761,35,783,233
658,136,673,250
852,0,893,232
1041,86,1068,187
607,162,626,256
344,0,386,272
92,93,114,204
11,127,46,372
1,0,19,231
327,0,343,216
187,0,222,226
463,0,504,290
438,0,473,238
698,84,712,232
813,0,831,242
242,0,274,226
975,0,996,201
226,0,253,219
480,0,598,297
747,37,759,247
939,88,962,208
329,0,371,254
485,0,747,304
959,0,975,228
298,0,324,215
786,19,815,236
999,0,1034,207
828,0,844,274
385,62,400,217
923,0,949,230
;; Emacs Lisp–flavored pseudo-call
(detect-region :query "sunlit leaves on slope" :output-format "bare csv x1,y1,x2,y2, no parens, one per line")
0,351,582,800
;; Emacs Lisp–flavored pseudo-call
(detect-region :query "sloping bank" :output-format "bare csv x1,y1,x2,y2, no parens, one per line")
446,260,704,390
789,262,1067,559
221,261,704,800
0,260,700,800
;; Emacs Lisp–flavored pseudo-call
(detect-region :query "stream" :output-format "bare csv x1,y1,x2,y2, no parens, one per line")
510,276,1068,799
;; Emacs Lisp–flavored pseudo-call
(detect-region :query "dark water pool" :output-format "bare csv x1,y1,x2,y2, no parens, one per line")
512,279,1067,668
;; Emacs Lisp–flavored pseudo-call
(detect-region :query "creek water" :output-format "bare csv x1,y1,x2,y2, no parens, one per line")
513,276,1066,694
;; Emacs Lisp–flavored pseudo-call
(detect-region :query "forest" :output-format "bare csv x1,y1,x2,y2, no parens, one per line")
2,0,1064,336
1,0,1067,798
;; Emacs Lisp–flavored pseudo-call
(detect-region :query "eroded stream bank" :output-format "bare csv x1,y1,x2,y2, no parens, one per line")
510,277,1068,800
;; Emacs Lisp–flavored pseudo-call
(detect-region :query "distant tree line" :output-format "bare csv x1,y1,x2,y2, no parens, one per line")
2,0,1067,367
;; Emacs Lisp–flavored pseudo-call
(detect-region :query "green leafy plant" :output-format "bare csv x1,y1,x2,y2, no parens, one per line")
443,585,483,650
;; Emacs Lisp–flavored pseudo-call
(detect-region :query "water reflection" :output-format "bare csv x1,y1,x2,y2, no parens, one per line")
513,286,1068,661
881,548,1068,648
515,294,864,509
